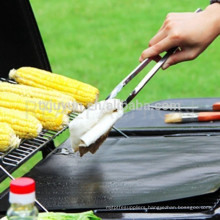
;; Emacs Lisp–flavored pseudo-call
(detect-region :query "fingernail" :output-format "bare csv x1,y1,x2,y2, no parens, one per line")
162,63,170,70
139,56,143,62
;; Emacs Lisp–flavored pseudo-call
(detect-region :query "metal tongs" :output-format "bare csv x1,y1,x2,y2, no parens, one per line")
106,48,178,138
107,8,202,108
106,48,177,107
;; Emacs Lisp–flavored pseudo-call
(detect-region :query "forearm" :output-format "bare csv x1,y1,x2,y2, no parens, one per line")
204,3,220,37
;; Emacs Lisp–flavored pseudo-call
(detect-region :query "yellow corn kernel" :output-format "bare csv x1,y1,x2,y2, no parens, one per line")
0,82,84,113
0,107,42,139
9,67,99,107
0,122,21,152
0,92,69,131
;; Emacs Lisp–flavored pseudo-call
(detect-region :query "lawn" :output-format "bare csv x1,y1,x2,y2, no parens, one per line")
30,0,220,107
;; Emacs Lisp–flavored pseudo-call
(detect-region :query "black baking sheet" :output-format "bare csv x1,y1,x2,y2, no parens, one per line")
115,98,220,135
22,135,220,210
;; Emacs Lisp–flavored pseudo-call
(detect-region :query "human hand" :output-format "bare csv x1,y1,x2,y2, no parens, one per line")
139,4,220,69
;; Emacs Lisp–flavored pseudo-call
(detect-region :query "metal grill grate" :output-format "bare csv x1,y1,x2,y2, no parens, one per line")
0,77,17,84
0,78,77,166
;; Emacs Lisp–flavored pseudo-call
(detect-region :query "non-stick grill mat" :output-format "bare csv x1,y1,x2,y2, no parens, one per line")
115,98,220,134
25,135,220,210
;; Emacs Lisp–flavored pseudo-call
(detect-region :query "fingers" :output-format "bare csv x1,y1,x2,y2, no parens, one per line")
162,49,197,69
158,12,184,32
139,37,178,62
149,29,167,47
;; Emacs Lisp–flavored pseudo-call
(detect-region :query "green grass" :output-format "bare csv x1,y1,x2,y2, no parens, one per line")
30,0,219,106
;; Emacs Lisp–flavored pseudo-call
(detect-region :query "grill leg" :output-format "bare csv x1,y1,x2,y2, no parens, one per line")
41,141,56,159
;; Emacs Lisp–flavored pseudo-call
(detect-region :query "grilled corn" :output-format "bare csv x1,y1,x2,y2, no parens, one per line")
0,82,84,113
0,122,21,152
0,92,69,131
9,67,99,106
0,107,42,139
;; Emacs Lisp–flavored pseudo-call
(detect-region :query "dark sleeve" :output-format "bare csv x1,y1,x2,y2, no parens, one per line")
210,0,220,4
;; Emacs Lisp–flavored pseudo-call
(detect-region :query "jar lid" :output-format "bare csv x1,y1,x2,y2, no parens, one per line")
10,177,35,194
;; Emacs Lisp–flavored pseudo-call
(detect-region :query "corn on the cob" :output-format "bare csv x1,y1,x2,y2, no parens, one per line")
0,82,84,113
0,122,21,152
9,67,99,107
0,107,42,139
0,92,69,131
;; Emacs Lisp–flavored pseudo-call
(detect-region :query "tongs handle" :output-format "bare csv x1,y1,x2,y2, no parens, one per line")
106,47,177,107
123,48,177,107
106,58,152,101
106,48,176,107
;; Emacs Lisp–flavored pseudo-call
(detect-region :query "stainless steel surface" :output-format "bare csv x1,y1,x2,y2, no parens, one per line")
106,48,177,107
106,58,151,100
0,78,17,84
148,104,212,112
112,126,129,138
123,48,177,107
181,113,199,123
0,165,48,212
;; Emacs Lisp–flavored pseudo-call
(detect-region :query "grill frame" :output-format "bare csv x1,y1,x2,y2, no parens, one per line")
0,78,76,167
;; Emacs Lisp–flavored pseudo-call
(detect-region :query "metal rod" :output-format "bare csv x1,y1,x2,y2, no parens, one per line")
0,165,48,212
123,48,177,107
106,58,152,100
112,126,129,138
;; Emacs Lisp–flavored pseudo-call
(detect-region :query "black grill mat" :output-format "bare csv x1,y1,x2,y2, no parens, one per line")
16,135,220,210
115,98,220,135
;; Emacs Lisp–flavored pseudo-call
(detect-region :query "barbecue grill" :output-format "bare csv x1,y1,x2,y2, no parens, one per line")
1,1,220,220
0,0,51,170
0,0,80,202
